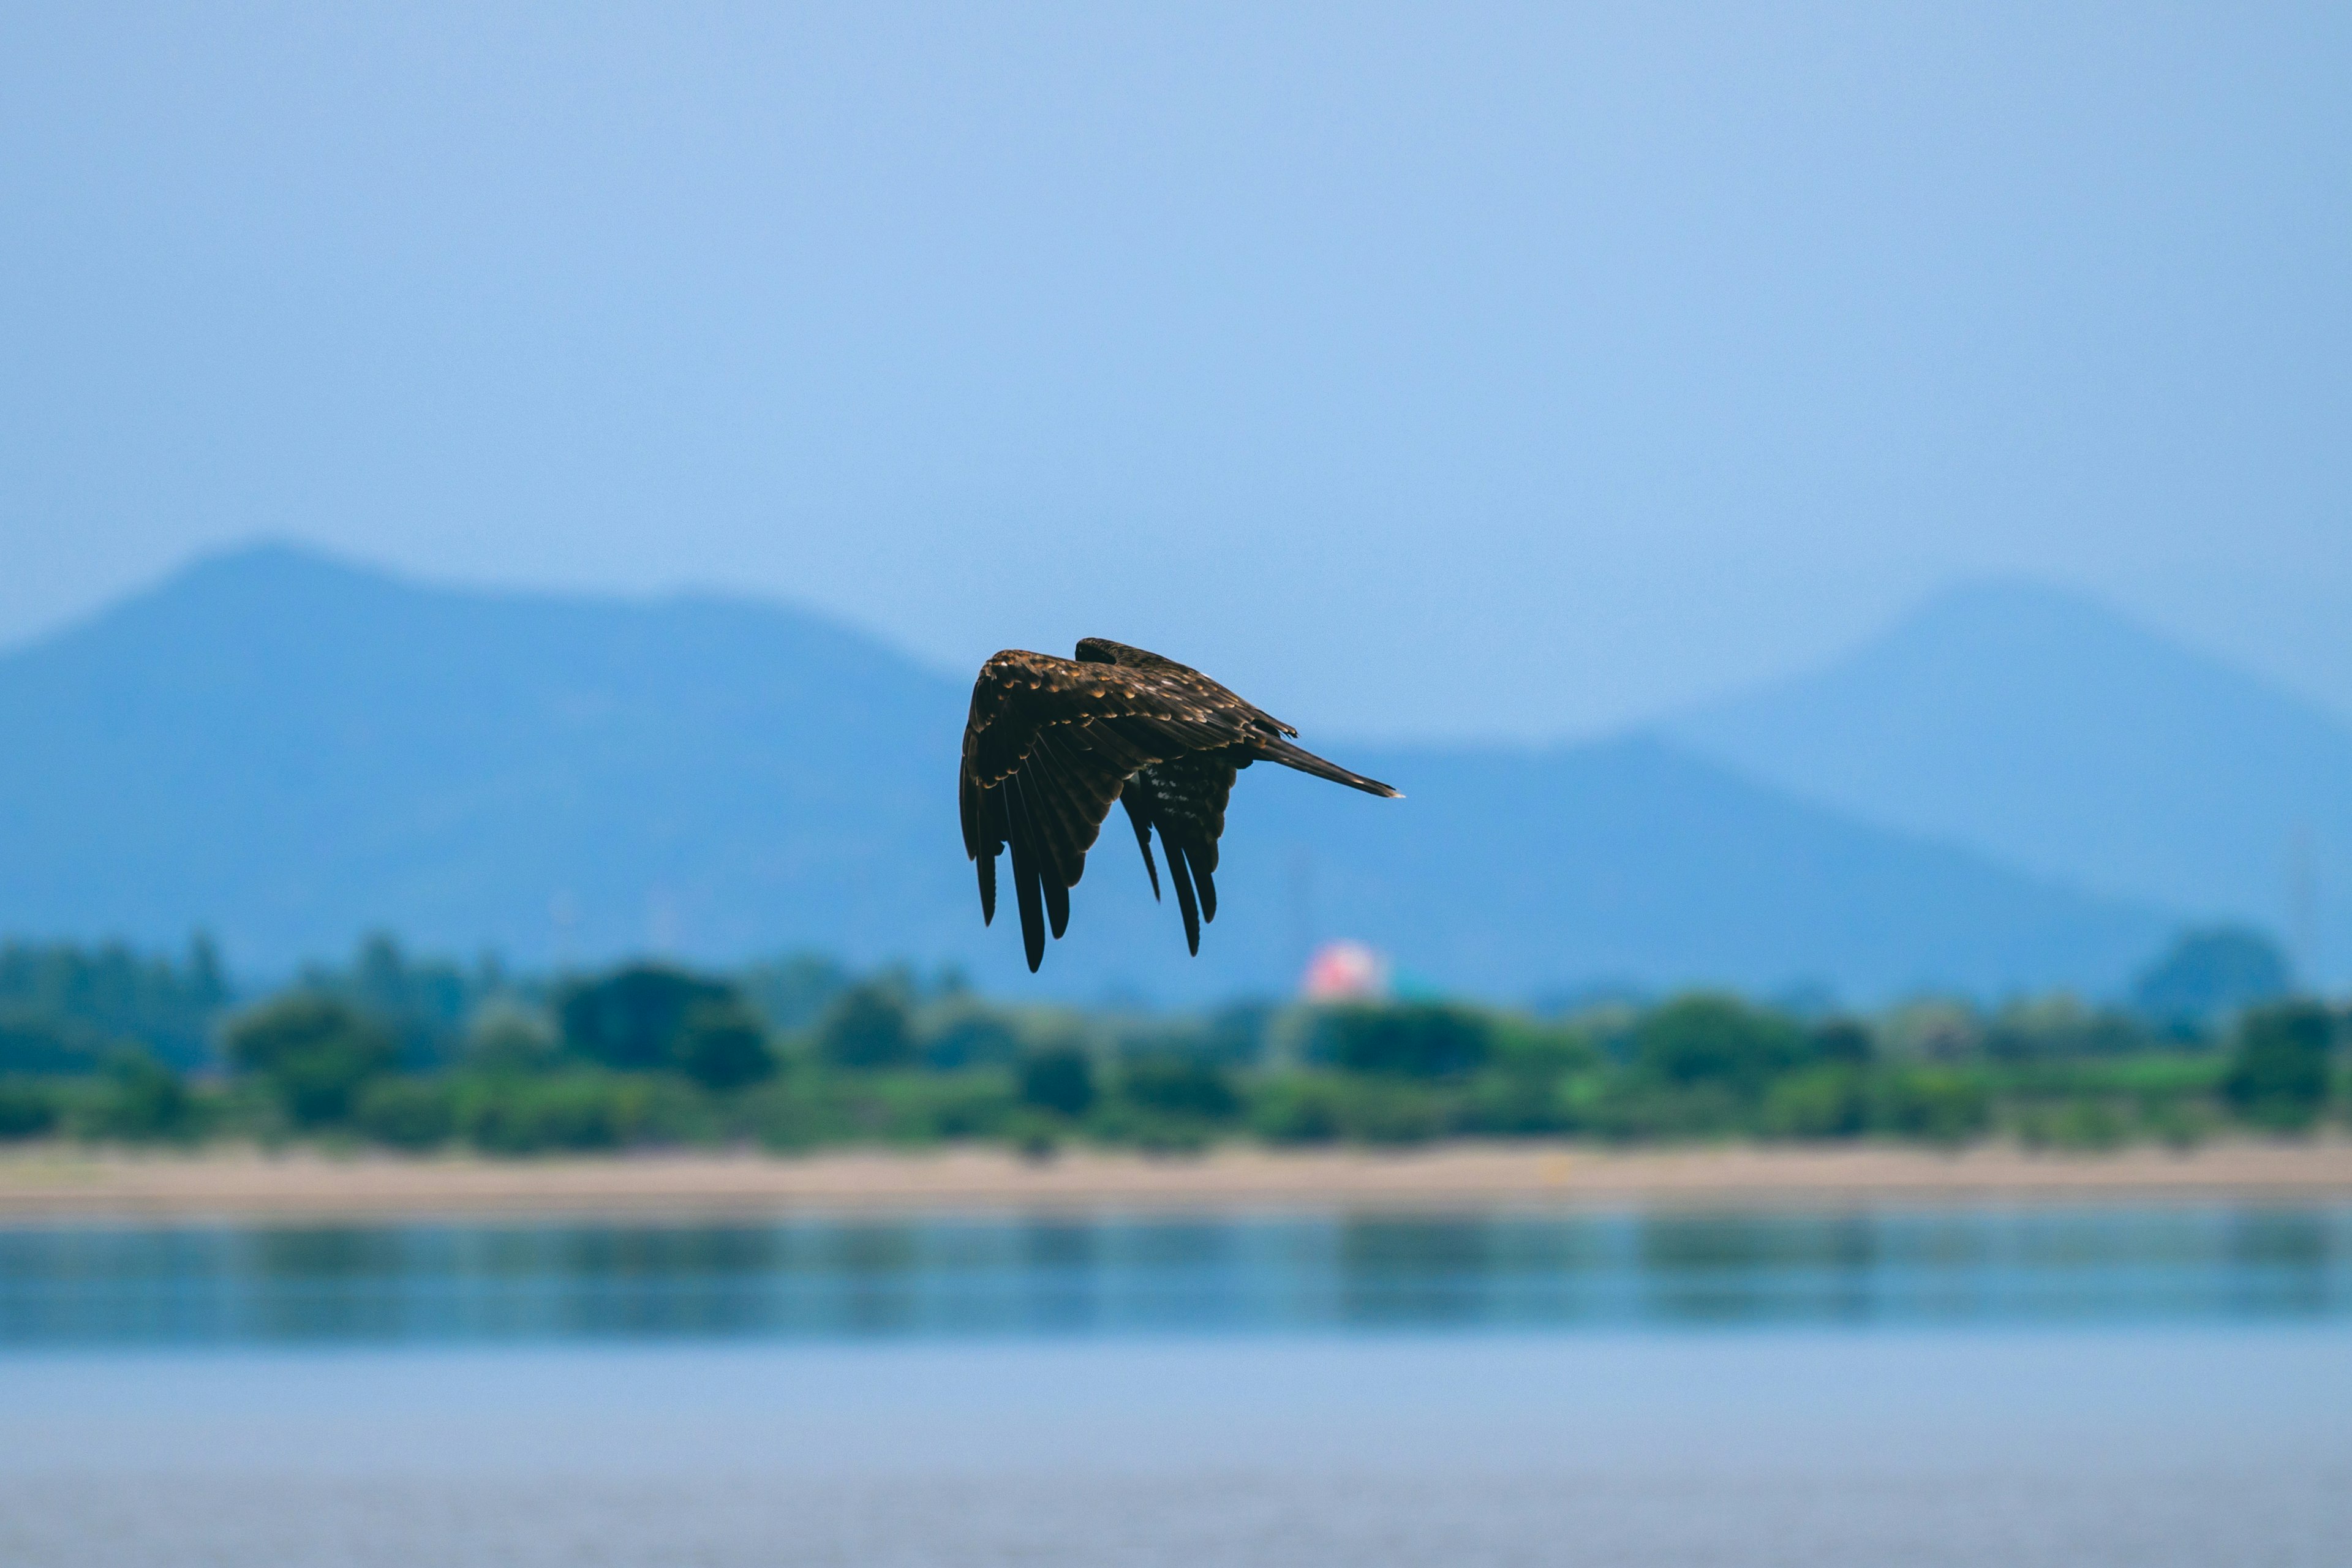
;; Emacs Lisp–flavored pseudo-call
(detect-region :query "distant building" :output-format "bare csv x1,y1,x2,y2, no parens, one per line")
1302,941,1390,1002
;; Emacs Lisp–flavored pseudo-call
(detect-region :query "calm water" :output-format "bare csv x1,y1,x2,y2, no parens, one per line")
4,1204,2351,1346
6,1207,2351,1566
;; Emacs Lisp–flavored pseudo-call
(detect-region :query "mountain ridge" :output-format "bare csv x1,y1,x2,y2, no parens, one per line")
0,544,2179,1002
1662,577,2352,986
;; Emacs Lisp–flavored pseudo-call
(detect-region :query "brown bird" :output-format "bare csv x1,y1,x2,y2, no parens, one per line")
960,638,1401,971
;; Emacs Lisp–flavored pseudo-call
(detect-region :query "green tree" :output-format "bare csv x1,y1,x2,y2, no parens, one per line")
456,1073,639,1154
1633,995,1804,1095
466,1001,562,1075
919,1005,1022,1069
355,1078,456,1149
1314,1004,1493,1079
2222,1001,2335,1131
557,964,734,1071
1806,1019,1875,1067
818,984,915,1071
672,999,777,1091
1199,1001,1276,1065
1982,995,2146,1061
1119,1054,1238,1119
737,953,853,1031
0,1012,108,1075
1870,1068,1991,1145
0,937,230,1070
81,1050,195,1142
224,994,397,1126
1250,1074,1345,1143
1760,1065,1869,1139
1018,1046,1096,1117
0,1081,59,1140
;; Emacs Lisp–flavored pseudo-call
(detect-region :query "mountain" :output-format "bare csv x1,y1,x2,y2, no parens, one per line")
0,546,2172,1001
1218,737,2166,1002
1664,581,2352,986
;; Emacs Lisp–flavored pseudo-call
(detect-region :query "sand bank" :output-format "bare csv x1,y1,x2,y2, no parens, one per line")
2,1139,2350,1222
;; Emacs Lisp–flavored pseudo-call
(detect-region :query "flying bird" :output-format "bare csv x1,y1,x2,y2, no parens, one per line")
960,638,1400,971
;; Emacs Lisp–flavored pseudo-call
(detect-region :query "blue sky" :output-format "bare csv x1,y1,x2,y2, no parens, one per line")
2,2,2346,738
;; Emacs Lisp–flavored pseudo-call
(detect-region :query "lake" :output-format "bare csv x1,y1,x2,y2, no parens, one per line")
4,1205,2350,1566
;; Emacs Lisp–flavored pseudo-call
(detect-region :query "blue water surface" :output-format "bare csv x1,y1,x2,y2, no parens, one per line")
5,1204,2349,1348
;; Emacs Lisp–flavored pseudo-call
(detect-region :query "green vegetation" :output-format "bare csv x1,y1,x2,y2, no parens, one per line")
0,934,2343,1157
2130,925,2294,1036
0,935,227,1071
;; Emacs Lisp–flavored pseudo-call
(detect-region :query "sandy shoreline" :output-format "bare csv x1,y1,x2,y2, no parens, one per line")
2,1139,2350,1221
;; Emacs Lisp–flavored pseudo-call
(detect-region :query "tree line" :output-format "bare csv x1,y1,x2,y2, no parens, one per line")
0,929,2342,1155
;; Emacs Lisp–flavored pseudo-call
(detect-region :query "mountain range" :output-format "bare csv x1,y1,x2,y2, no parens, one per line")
7,544,2334,1003
1666,581,2349,988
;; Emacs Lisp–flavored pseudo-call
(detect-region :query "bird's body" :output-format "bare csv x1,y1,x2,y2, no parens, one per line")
960,638,1400,970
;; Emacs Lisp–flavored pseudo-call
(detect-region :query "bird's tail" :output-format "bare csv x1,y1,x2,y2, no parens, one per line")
1256,737,1401,798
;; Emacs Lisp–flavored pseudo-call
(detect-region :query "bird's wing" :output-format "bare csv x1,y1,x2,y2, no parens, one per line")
961,649,1261,971
1117,752,1242,956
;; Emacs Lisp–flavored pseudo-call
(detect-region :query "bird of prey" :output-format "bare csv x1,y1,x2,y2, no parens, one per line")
960,638,1400,971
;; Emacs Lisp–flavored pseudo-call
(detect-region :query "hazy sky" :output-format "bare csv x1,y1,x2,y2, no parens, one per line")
4,3,2346,739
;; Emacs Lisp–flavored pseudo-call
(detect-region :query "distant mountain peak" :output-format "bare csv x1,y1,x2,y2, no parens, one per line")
166,537,411,595
1666,577,2352,984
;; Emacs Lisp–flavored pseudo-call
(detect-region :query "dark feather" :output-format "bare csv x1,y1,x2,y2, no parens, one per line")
1003,777,1047,972
1163,831,1203,956
1120,791,1161,900
1253,735,1401,798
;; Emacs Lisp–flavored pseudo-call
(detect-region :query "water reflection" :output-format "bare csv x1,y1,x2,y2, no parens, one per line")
1,1206,2347,1348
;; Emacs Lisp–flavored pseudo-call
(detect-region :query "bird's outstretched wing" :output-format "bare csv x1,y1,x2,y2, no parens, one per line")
960,649,1265,971
963,640,1401,970
1117,752,1241,956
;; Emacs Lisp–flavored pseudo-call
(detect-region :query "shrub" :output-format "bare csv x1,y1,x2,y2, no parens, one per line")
72,1052,196,1143
1118,1054,1238,1120
1806,1020,1875,1067
2054,1100,2128,1151
2143,1098,2213,1152
1332,1078,1449,1145
2222,1002,2335,1131
1759,1066,1868,1140
1584,1080,1743,1142
224,994,397,1127
557,965,736,1071
1871,1069,1991,1145
919,1006,1022,1070
818,985,916,1071
456,1073,638,1155
830,1071,1017,1143
355,1078,456,1150
1017,1047,1097,1118
1251,1075,1346,1144
465,1002,561,1074
0,1080,60,1140
672,1000,777,1091
1314,1004,1493,1079
0,1012,107,1076
1458,1067,1575,1136
916,1074,1017,1139
1633,995,1803,1095
1006,1110,1063,1161
743,1079,830,1152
